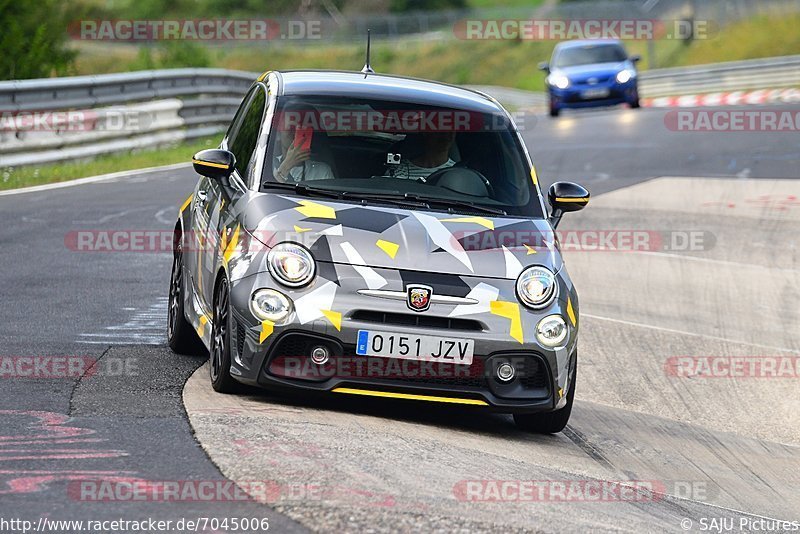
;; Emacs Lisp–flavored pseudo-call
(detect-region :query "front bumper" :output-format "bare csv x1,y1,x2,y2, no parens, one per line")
226,262,579,414
549,79,638,110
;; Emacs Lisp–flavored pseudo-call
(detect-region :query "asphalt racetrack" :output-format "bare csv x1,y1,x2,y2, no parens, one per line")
1,104,798,532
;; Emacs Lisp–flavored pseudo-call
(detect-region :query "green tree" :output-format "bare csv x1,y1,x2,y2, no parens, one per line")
0,0,77,80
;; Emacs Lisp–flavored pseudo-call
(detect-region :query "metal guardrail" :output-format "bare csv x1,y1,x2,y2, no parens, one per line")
1,55,798,167
639,55,800,97
0,69,253,112
0,69,253,167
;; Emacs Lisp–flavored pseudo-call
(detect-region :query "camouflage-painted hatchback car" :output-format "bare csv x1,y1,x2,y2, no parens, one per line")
168,69,590,433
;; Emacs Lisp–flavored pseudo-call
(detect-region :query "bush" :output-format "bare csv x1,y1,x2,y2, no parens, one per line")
0,0,77,79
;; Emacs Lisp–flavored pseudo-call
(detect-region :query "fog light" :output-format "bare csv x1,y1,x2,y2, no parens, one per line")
536,315,568,348
497,362,516,382
250,289,292,322
310,346,330,365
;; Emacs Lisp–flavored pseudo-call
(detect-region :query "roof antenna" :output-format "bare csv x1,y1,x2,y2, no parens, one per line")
361,29,375,76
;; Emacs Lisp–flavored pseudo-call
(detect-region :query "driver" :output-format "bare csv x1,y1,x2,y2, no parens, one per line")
389,131,456,181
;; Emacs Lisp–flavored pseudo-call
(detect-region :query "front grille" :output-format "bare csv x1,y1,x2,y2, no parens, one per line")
353,353,487,389
519,358,548,389
575,75,612,84
351,310,482,331
270,335,310,359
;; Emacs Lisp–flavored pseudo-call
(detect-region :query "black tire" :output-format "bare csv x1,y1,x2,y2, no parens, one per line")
168,242,205,355
514,356,576,434
548,96,560,117
209,275,241,393
630,90,641,109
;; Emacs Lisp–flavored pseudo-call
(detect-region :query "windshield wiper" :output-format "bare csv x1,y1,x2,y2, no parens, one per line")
416,196,507,216
339,191,430,209
261,181,344,199
343,191,507,215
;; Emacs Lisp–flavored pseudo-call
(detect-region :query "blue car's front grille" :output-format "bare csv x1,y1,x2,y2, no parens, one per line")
573,75,613,85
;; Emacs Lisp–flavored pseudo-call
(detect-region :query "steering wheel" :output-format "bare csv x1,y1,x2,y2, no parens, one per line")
426,166,495,198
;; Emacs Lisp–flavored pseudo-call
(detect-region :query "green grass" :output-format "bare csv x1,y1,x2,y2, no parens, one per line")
72,12,800,91
671,14,800,66
0,135,220,191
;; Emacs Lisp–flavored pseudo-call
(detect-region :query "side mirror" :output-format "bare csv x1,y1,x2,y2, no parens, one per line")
629,54,641,63
548,182,590,229
538,62,550,72
192,149,235,181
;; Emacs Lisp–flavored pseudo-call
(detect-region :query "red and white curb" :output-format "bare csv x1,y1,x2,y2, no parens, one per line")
643,88,800,108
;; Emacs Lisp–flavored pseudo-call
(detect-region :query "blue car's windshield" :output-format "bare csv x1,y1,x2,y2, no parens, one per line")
554,43,628,68
261,96,544,218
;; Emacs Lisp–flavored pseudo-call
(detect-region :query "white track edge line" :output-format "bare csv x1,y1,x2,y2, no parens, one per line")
582,313,800,354
0,162,191,197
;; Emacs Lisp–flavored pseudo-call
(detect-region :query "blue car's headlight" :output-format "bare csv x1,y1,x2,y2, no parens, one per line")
547,73,570,90
616,69,636,84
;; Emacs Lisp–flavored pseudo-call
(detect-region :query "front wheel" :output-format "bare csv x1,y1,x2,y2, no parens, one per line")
209,276,241,393
548,94,560,117
514,356,576,433
629,89,641,109
168,243,204,355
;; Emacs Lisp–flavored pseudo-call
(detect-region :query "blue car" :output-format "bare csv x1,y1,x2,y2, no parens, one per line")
539,40,641,117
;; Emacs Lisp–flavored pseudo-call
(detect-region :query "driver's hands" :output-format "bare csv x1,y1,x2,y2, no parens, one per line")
276,144,310,181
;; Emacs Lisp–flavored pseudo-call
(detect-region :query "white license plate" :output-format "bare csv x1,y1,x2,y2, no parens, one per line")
582,88,610,99
356,330,474,365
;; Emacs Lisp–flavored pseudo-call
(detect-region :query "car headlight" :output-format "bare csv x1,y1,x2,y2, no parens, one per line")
616,69,636,84
268,242,315,287
548,73,570,90
536,315,568,347
516,266,558,309
250,288,292,322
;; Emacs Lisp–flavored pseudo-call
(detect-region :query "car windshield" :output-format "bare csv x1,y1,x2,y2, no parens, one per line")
261,95,543,218
553,43,628,68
